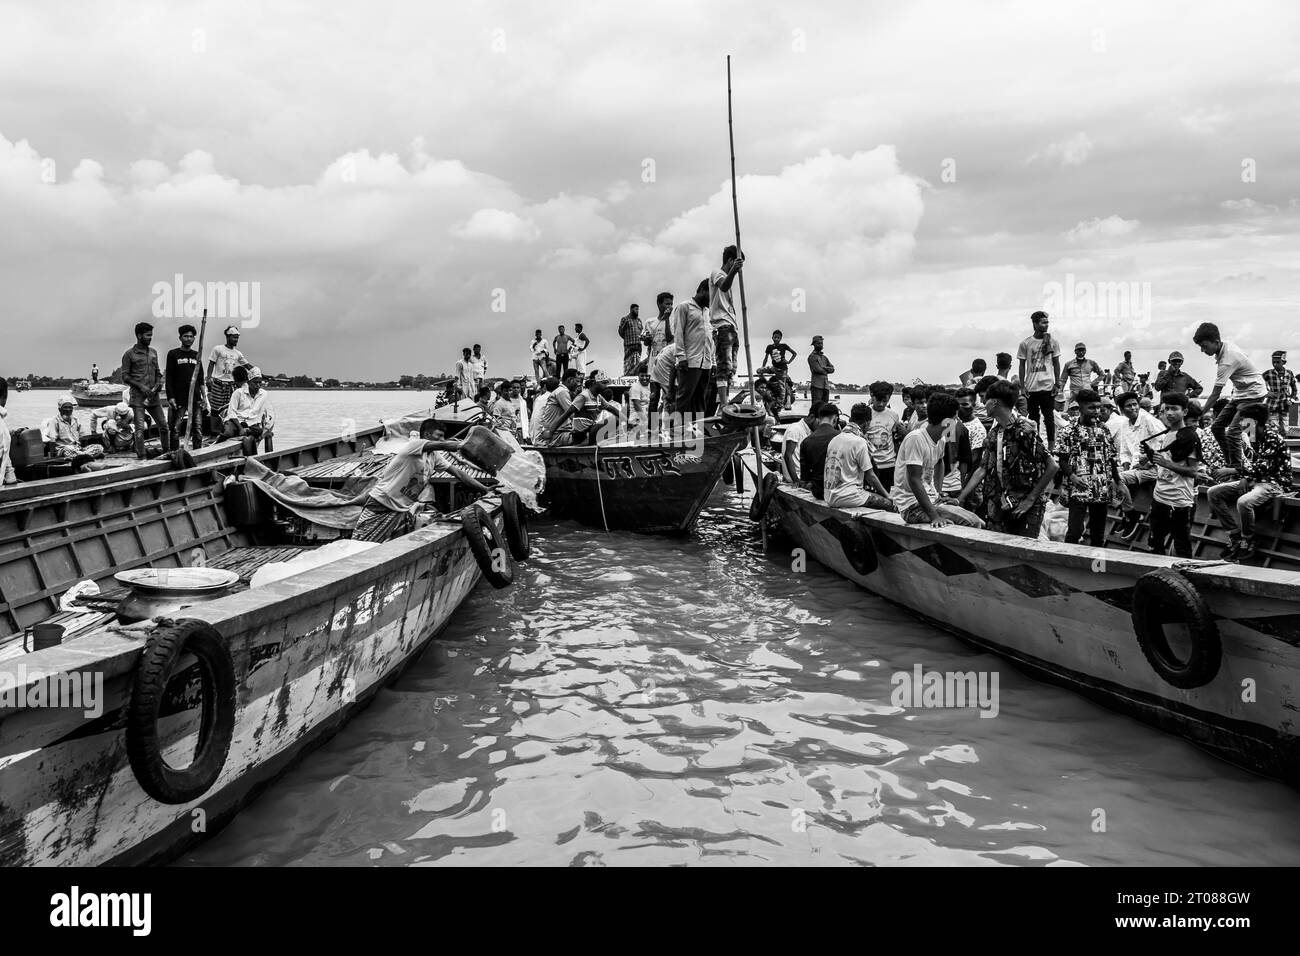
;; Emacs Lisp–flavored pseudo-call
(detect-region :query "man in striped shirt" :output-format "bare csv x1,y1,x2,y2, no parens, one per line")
1262,350,1296,433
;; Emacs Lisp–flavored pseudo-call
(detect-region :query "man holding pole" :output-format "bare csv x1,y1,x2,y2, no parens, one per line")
708,245,745,412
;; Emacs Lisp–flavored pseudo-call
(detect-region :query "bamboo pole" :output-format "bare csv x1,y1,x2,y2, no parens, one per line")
182,309,207,449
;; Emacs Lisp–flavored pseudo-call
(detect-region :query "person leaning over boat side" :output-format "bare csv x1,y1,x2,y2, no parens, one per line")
1206,402,1291,563
42,395,105,466
166,323,209,448
1054,388,1121,548
1193,321,1268,470
671,279,715,417
530,330,550,384
824,402,893,509
0,378,17,485
122,321,172,459
648,333,678,422
709,246,745,411
865,381,904,489
1262,350,1296,433
957,379,1056,537
618,303,643,376
354,419,493,542
782,403,819,484
206,326,247,424
223,366,275,448
1112,389,1165,537
808,335,835,407
1143,392,1202,558
90,401,136,452
893,390,984,529
799,403,841,500
535,369,582,446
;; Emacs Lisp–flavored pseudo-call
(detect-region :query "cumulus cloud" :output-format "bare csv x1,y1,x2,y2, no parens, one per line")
453,209,540,242
1028,132,1094,166
1063,215,1141,243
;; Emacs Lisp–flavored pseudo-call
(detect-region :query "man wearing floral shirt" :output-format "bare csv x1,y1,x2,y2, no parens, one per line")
1207,403,1293,563
1055,388,1121,547
957,380,1058,537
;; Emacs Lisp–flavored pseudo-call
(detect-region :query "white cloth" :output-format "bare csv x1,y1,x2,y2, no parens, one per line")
530,338,550,360
225,386,275,430
1017,334,1060,393
782,418,812,481
708,268,737,330
208,344,245,382
528,390,550,438
1115,408,1163,468
824,428,878,506
455,359,476,397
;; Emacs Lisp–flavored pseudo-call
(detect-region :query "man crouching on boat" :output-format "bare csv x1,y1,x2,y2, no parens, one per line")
353,419,494,542
891,391,984,529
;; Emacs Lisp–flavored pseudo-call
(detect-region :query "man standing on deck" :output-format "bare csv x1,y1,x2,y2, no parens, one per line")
167,323,208,448
552,326,573,381
454,348,476,402
1114,351,1136,392
808,335,835,406
1055,388,1121,547
1017,310,1061,450
1263,350,1297,433
1153,350,1202,402
672,279,715,416
1060,343,1102,404
764,331,797,409
471,344,488,392
121,322,171,459
530,330,550,384
206,326,248,426
709,246,745,411
90,362,99,383
957,380,1057,537
618,304,643,376
1193,322,1269,469
642,294,672,365
824,403,892,509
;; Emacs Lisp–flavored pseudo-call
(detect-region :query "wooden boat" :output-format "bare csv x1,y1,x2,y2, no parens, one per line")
0,427,527,865
70,381,130,407
760,482,1300,783
528,419,751,533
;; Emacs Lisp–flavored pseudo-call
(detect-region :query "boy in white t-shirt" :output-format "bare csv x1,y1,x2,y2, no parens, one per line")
890,391,984,528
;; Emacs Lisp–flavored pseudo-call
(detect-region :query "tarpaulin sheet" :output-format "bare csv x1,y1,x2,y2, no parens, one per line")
238,457,371,529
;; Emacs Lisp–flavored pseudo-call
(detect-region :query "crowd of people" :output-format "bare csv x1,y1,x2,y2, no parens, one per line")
0,322,276,484
781,314,1295,565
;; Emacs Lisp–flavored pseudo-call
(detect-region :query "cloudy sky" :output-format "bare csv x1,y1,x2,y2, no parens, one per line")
2,0,1298,385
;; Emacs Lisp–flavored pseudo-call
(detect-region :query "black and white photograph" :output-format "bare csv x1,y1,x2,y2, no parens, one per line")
0,0,1295,926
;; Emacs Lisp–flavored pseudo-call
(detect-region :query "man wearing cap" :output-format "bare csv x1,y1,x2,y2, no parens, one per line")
808,335,835,406
1114,351,1136,391
223,366,275,450
1060,343,1102,404
1153,351,1202,402
121,321,171,459
1262,350,1296,432
90,401,136,452
206,325,248,425
42,395,104,466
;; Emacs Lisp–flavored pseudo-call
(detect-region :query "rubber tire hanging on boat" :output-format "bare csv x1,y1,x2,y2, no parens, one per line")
838,520,879,576
749,472,781,522
501,492,531,561
125,618,236,805
462,503,514,588
719,403,766,432
1130,568,1222,689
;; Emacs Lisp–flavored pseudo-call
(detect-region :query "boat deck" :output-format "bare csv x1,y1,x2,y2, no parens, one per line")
0,545,311,662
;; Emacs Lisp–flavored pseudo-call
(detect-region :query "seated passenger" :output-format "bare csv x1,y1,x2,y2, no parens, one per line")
894,391,985,529
354,419,493,542
42,395,105,466
223,366,275,450
824,402,892,509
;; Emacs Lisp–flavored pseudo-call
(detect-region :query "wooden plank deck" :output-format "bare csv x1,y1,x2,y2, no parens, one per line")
0,545,312,662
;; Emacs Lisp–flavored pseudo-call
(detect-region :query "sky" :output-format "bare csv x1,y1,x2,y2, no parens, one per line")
1,0,1298,385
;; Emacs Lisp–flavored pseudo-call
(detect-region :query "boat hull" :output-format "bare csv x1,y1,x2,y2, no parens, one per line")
768,488,1300,783
0,505,504,866
531,429,749,533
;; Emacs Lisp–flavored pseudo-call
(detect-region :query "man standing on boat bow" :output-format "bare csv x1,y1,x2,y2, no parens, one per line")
121,321,172,459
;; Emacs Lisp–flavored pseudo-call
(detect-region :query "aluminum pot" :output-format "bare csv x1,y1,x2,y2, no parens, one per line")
114,567,240,624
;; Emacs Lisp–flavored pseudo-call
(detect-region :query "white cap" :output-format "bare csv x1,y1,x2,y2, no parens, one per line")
224,325,241,336
115,401,130,414
57,394,77,408
247,366,263,379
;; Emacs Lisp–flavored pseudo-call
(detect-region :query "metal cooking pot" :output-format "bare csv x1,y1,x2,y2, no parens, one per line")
114,567,240,623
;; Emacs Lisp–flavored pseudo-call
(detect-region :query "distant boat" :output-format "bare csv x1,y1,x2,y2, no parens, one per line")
12,379,30,392
70,380,129,407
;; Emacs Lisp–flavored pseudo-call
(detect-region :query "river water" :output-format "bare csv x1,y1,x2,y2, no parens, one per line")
11,389,1300,865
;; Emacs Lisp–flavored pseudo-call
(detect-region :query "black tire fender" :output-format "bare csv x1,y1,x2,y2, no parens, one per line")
463,503,514,588
839,520,879,576
719,402,766,432
126,619,236,805
749,471,781,522
1131,568,1222,689
501,492,531,561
